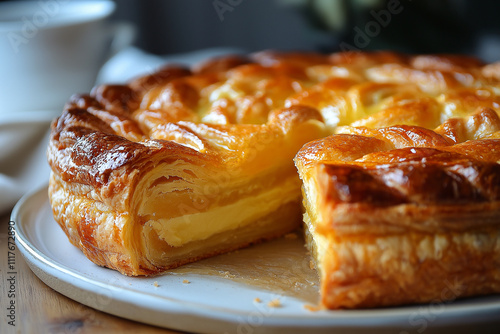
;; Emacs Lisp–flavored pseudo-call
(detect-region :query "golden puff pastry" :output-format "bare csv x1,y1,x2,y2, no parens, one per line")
48,50,500,295
295,107,500,309
48,55,329,276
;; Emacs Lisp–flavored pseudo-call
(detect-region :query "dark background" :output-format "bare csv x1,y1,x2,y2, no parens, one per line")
109,0,500,62
3,0,500,62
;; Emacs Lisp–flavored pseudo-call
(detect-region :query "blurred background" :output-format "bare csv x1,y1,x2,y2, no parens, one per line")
99,0,500,61
2,0,500,60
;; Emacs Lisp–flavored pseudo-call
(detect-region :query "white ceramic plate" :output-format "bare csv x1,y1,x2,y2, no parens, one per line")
12,186,500,334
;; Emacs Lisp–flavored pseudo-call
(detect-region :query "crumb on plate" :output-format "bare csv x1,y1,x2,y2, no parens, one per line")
267,299,282,308
303,304,320,312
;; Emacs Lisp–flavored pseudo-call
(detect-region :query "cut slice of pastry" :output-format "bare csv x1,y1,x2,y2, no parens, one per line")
48,50,500,289
48,56,330,276
295,108,500,309
48,99,327,275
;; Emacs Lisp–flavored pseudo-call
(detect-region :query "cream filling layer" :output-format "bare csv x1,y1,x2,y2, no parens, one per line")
300,165,334,273
302,189,328,273
146,176,300,247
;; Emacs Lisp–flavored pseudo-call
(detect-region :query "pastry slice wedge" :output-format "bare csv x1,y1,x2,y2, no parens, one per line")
295,111,500,308
48,92,327,276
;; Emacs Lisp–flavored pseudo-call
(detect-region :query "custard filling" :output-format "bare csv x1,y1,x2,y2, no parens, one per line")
144,176,300,247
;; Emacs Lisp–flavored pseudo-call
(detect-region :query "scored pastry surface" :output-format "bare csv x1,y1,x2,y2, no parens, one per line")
48,51,500,307
295,107,500,308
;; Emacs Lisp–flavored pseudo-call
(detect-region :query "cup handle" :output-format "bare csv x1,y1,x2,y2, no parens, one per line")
106,21,137,61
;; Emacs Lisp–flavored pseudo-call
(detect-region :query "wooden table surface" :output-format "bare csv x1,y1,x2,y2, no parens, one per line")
0,212,181,334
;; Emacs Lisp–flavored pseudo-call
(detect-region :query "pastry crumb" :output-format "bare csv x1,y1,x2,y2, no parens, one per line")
254,297,261,303
267,299,282,308
153,281,159,287
284,233,298,240
309,260,315,270
183,279,190,284
303,304,320,312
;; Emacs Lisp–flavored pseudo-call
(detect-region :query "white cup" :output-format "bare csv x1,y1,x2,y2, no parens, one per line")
0,0,135,114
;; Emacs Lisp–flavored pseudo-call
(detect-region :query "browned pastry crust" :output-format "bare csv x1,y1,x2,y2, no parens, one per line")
48,52,330,276
48,51,500,308
295,107,500,309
